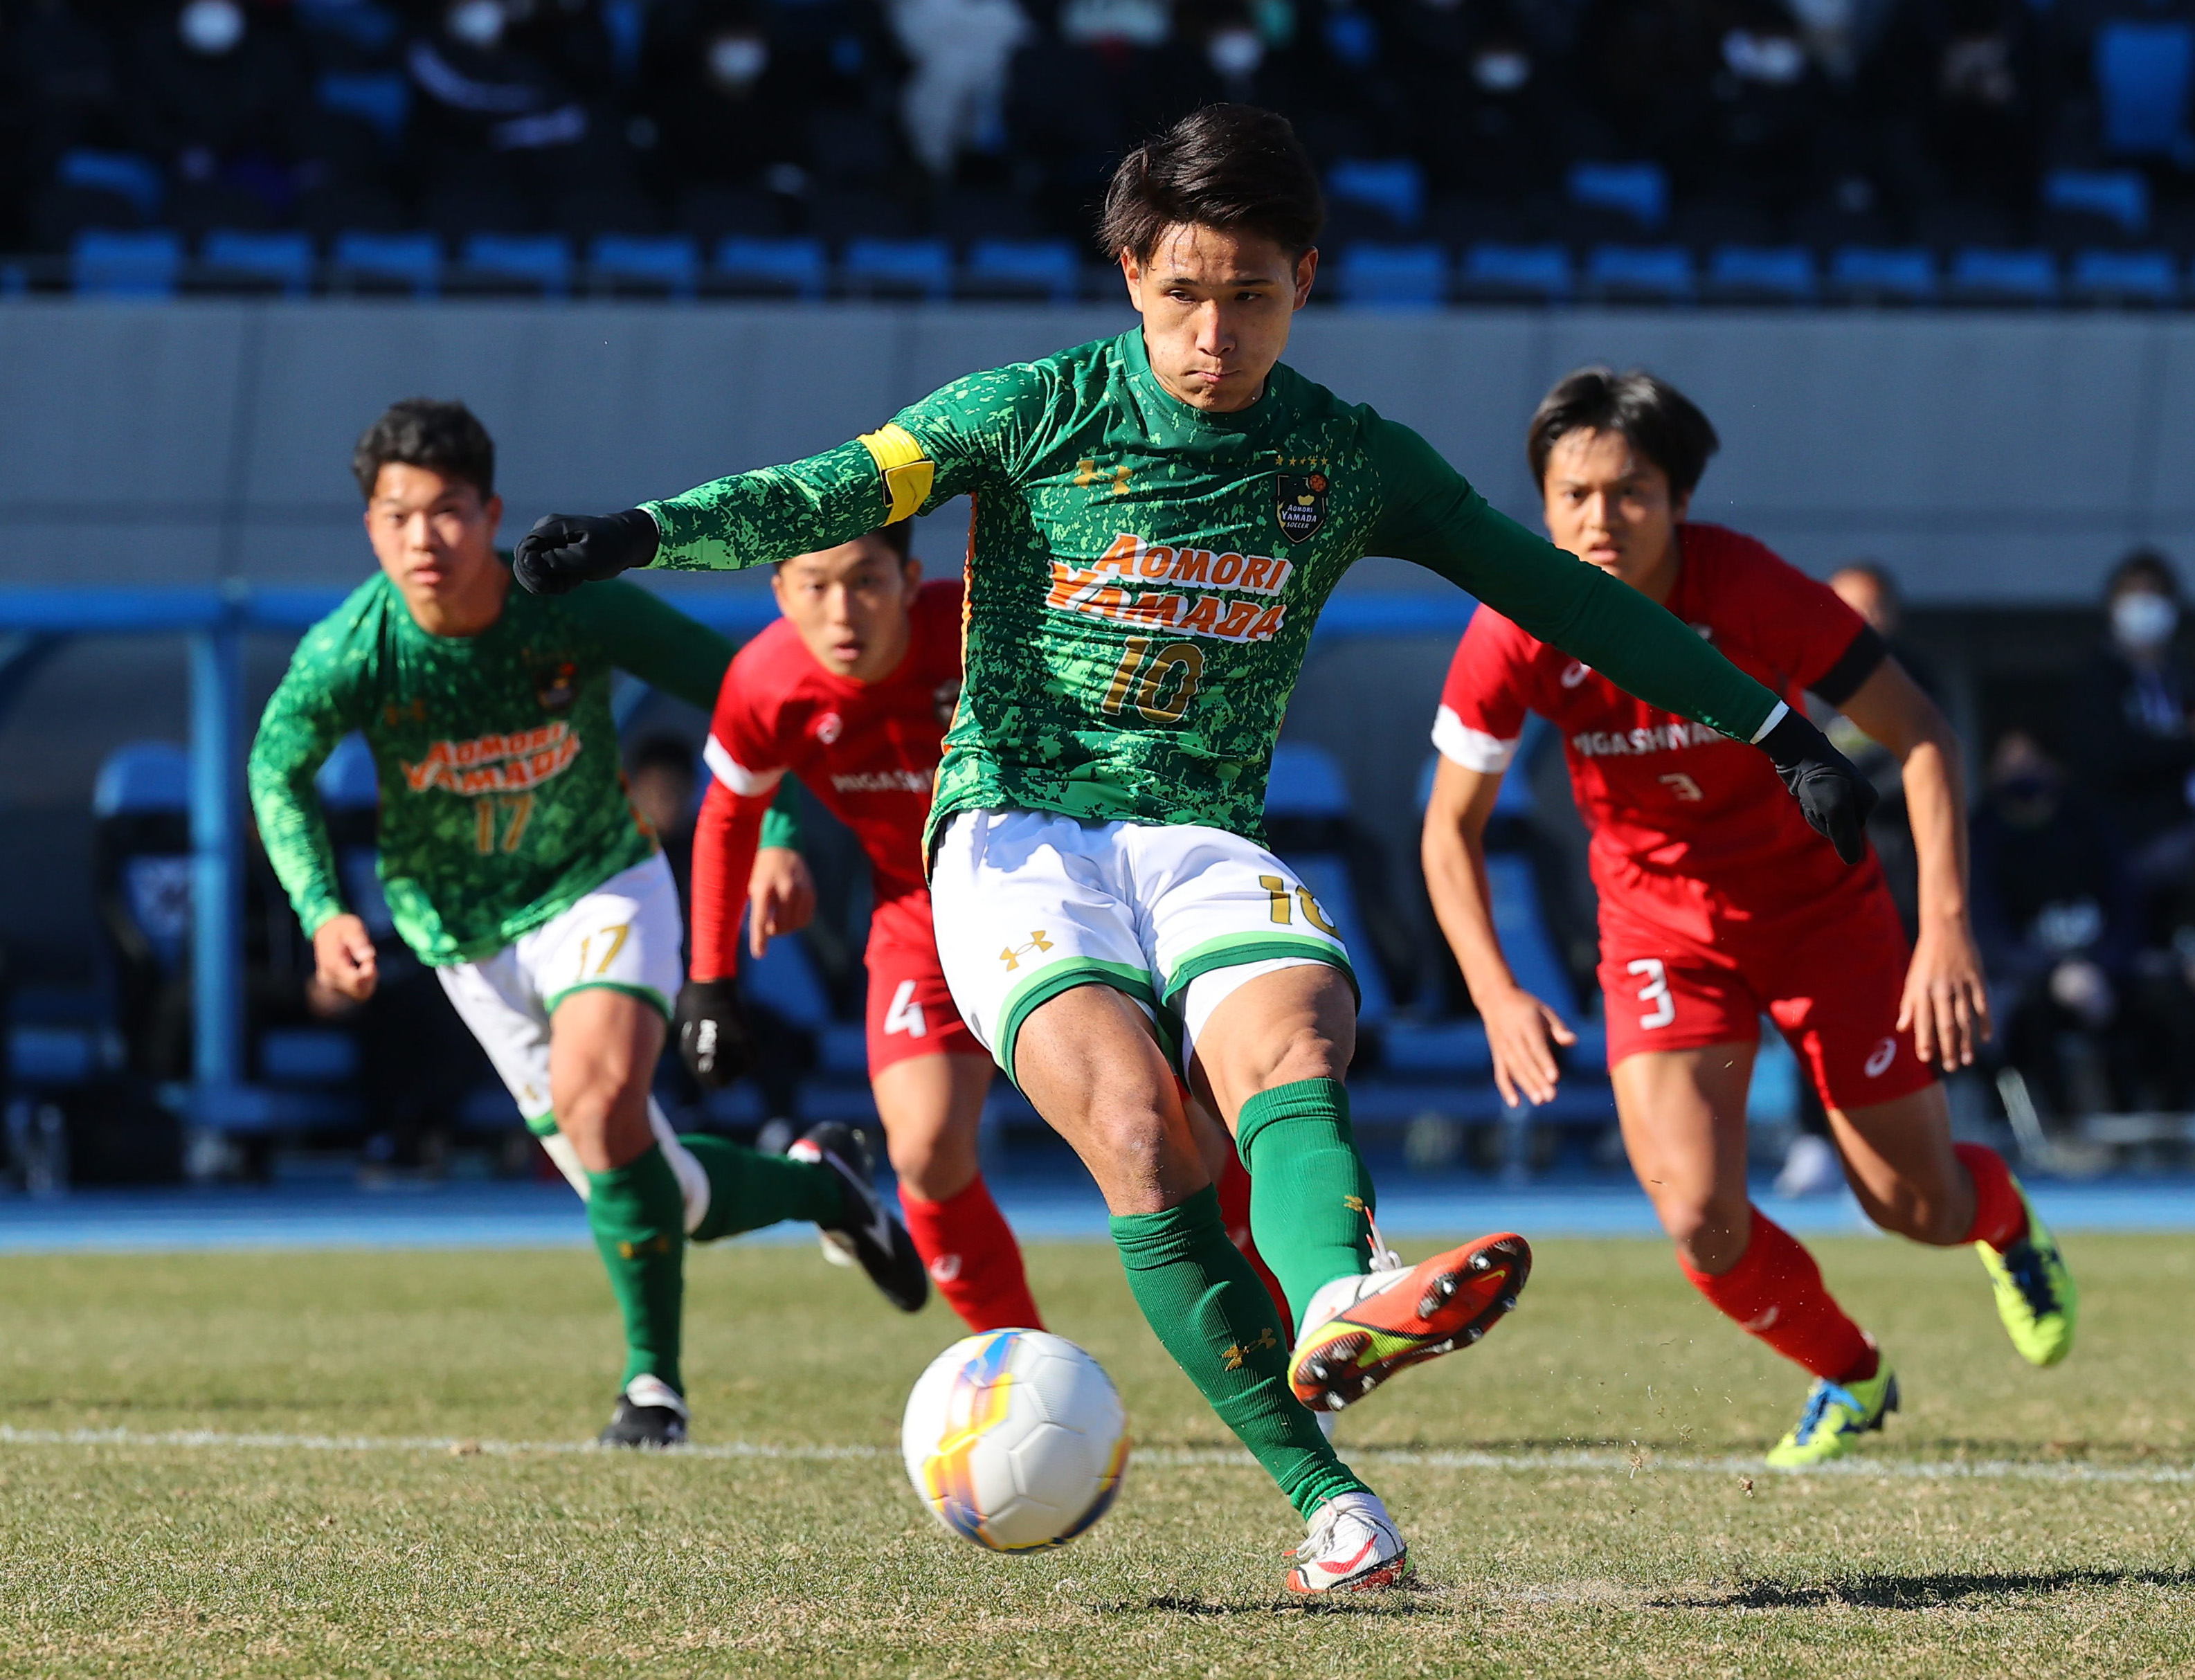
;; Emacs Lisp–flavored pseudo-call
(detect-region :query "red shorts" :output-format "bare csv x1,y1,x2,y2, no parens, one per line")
1596,876,1935,1112
865,889,984,1073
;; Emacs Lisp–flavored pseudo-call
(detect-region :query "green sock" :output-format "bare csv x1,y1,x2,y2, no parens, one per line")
678,1133,844,1243
586,1144,687,1394
1234,1078,1376,1327
1110,1186,1367,1518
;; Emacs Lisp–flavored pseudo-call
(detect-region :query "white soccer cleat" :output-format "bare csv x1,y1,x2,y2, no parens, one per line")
1284,1490,1409,1594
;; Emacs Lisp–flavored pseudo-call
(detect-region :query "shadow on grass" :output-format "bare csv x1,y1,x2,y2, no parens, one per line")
1655,1569,2195,1610
1096,1587,1448,1618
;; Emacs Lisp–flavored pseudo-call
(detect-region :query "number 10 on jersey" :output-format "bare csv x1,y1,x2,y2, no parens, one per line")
1101,636,1204,725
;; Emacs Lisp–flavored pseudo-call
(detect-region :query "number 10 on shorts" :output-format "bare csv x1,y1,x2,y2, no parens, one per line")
1627,958,1677,1029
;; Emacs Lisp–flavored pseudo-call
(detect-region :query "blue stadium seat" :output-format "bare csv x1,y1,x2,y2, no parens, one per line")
458,233,572,296
57,150,165,220
2069,249,2179,306
1327,159,1425,232
958,237,1079,303
260,1028,360,1084
94,741,190,816
1568,161,1669,231
93,741,192,974
590,233,698,298
1456,242,1573,301
2042,168,2149,237
73,229,182,297
1826,246,1937,303
330,230,441,296
1263,743,1393,1027
317,71,410,145
199,229,315,297
1947,247,2058,306
1333,242,1448,309
1705,244,1817,303
712,236,826,299
1584,244,1695,302
841,237,951,301
2096,21,2195,157
298,0,400,53
742,930,835,1031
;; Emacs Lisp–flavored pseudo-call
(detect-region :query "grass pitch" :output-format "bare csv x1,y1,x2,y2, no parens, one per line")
1,1229,2189,1678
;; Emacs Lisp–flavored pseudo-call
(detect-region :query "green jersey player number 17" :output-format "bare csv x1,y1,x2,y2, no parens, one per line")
249,399,932,1452
513,105,1878,1591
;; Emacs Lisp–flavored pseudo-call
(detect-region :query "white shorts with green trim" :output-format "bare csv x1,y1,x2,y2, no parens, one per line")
930,809,1357,1087
433,853,709,1229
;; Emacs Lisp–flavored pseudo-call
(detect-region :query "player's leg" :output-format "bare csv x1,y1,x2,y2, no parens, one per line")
865,894,1039,1332
1782,885,2075,1367
932,811,1396,1589
876,1052,1042,1331
1611,1042,1896,1466
1146,829,1529,1413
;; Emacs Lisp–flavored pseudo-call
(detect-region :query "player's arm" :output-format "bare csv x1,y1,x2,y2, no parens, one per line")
585,577,807,855
1420,755,1576,1106
246,637,377,1002
1831,654,1991,1069
512,367,1037,595
1367,422,1876,861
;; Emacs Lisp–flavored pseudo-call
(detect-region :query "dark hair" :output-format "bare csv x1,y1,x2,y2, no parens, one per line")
627,732,696,777
773,521,915,568
352,398,496,501
1527,366,1719,498
2107,545,2180,602
1097,104,1324,264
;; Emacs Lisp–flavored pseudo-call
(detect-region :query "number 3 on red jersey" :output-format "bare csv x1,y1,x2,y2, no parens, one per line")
1626,958,1677,1030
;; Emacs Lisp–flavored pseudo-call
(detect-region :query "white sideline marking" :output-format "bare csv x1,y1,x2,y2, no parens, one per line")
1,1425,2188,1485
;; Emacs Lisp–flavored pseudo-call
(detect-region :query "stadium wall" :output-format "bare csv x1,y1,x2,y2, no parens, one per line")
1,298,2189,602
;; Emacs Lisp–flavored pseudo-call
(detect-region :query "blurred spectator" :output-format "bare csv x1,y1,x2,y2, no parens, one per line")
125,0,309,222
1863,0,2043,217
640,6,813,197
1393,0,1573,199
887,0,1029,179
1970,728,2192,1116
2068,548,2195,928
626,732,699,909
404,0,594,201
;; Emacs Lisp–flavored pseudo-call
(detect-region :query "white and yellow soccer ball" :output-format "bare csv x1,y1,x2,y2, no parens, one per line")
901,1329,1130,1552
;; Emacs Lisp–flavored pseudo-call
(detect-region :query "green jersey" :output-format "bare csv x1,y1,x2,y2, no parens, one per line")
250,571,779,966
643,328,1782,849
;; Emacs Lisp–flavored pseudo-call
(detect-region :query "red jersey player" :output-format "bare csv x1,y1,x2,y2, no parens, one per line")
675,521,1044,1335
1421,368,2077,1466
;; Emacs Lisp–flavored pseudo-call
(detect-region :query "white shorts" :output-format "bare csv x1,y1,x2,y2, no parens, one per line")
930,809,1355,1087
435,851,710,1229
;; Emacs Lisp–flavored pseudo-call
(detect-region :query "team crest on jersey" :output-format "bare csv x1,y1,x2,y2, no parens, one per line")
532,659,578,714
1276,471,1328,542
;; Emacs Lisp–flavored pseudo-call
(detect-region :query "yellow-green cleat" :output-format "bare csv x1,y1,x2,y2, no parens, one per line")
1764,1362,1899,1469
1978,1185,2077,1367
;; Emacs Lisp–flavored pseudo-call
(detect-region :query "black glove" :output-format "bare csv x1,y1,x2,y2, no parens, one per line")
676,978,752,1089
512,508,660,596
1758,707,1879,865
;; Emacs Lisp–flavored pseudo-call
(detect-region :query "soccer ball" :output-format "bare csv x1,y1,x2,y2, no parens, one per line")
901,1329,1130,1552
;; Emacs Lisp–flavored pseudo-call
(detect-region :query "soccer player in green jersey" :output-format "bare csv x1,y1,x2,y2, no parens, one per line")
512,107,1875,1587
249,399,929,1448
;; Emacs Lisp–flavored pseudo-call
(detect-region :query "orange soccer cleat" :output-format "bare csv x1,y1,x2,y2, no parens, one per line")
1286,1232,1532,1412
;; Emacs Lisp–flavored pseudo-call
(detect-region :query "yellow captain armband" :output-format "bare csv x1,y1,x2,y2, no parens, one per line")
858,423,936,523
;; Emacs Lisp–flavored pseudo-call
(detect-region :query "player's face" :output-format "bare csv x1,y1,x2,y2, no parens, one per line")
1540,429,1687,598
364,462,505,633
1121,224,1317,413
772,539,920,682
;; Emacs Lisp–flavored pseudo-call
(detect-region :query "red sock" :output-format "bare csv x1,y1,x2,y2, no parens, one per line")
1953,1142,2027,1251
1681,1209,1876,1384
1215,1151,1294,1339
898,1176,1043,1334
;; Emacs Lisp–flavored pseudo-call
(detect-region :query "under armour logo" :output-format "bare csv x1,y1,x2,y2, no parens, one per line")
1865,1038,1897,1077
616,1235,675,1259
1343,1195,1368,1213
999,930,1054,971
1222,1327,1278,1370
